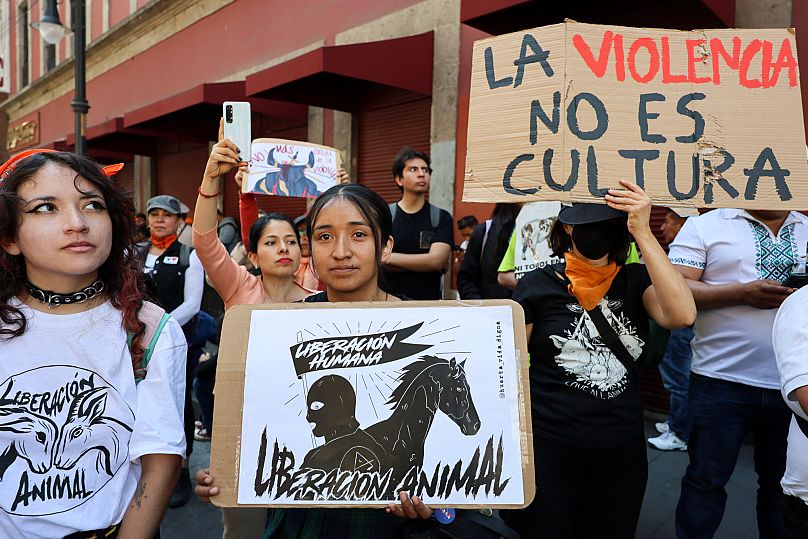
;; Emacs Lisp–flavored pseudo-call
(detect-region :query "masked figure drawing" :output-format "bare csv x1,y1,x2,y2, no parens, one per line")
302,375,388,475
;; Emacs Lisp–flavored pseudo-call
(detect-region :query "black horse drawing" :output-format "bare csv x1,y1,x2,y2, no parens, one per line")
255,149,321,198
364,355,481,487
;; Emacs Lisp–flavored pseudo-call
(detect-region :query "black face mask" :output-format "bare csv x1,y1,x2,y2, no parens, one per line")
571,221,624,260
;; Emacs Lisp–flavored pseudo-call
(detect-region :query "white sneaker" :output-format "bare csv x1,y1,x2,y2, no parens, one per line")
648,431,687,451
654,421,670,434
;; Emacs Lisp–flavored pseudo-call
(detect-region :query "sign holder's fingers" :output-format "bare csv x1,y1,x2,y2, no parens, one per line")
398,491,420,519
411,496,433,519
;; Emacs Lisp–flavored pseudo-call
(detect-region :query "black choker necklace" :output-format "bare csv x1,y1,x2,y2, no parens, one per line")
24,280,105,308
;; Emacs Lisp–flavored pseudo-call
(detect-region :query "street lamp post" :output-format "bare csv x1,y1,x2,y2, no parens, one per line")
70,0,88,155
31,0,87,155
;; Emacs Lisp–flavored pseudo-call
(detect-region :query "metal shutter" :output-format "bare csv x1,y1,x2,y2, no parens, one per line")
155,145,210,215
357,89,431,203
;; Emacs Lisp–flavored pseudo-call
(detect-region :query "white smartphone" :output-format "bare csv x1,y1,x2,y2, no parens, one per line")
223,101,251,162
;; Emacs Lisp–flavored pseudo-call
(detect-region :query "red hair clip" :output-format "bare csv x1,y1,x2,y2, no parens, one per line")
0,149,125,184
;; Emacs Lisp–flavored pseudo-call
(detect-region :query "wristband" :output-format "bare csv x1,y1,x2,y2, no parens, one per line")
198,186,220,198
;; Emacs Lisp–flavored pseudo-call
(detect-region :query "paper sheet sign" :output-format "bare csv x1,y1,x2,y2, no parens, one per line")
463,22,808,209
209,301,534,508
514,202,563,279
244,138,342,199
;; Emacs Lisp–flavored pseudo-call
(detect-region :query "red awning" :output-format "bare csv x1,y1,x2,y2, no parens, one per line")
65,117,157,158
460,0,732,34
245,32,434,113
123,82,307,142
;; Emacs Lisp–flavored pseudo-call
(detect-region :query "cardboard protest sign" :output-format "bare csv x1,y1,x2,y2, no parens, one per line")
210,301,534,508
514,202,563,279
244,138,342,199
464,22,808,210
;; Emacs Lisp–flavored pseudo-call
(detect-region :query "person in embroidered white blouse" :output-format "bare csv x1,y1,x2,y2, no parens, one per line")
0,150,186,539
669,208,808,539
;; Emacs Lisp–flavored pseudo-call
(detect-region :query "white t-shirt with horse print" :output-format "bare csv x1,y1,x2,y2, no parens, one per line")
0,299,186,538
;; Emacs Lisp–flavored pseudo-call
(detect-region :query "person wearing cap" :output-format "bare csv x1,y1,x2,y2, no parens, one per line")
670,207,808,539
138,194,205,508
505,180,696,539
647,207,700,452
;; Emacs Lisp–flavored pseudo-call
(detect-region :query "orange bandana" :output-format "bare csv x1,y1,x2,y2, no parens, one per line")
150,234,177,250
564,251,620,311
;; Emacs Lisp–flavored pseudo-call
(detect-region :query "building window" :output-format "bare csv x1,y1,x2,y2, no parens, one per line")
40,0,57,72
18,1,30,87
44,43,56,71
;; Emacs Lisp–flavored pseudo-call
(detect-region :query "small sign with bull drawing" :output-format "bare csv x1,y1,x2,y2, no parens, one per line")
243,138,342,199
209,301,534,508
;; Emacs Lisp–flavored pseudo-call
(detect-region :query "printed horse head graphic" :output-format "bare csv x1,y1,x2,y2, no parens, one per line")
55,386,133,476
365,355,480,486
0,403,58,477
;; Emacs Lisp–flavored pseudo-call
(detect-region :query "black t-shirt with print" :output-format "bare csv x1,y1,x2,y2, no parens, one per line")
513,263,652,449
382,203,453,300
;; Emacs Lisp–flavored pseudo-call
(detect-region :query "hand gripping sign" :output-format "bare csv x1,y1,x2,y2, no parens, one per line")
209,300,534,508
463,21,808,210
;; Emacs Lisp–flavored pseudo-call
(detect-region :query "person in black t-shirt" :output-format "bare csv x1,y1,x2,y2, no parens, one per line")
381,148,452,300
457,203,520,300
504,181,696,539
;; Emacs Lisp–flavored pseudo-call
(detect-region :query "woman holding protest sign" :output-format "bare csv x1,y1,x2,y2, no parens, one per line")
0,150,186,538
193,128,315,538
194,133,515,537
506,182,696,538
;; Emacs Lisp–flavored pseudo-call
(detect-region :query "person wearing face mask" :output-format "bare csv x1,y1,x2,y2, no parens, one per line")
301,375,389,477
504,180,696,539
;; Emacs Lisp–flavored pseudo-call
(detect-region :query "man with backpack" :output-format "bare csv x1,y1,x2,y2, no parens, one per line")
138,194,205,508
382,148,452,300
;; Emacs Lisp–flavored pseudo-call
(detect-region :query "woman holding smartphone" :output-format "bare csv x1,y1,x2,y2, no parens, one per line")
193,127,314,538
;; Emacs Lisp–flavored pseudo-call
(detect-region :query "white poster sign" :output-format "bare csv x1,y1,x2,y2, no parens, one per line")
244,138,340,199
235,305,527,506
514,202,562,279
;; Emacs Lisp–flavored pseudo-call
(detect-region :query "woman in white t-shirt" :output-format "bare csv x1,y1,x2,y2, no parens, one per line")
0,150,186,539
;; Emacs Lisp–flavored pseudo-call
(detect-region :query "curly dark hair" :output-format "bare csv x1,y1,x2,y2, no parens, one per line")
0,152,148,376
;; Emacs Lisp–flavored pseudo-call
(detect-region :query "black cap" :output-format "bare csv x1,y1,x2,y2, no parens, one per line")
293,214,308,227
557,203,626,225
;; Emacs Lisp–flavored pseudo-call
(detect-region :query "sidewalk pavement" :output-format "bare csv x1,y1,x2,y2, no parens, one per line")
161,420,758,539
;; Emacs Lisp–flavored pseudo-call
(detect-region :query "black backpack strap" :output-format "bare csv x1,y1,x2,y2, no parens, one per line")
587,306,640,386
796,413,808,439
429,204,440,229
179,243,193,268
